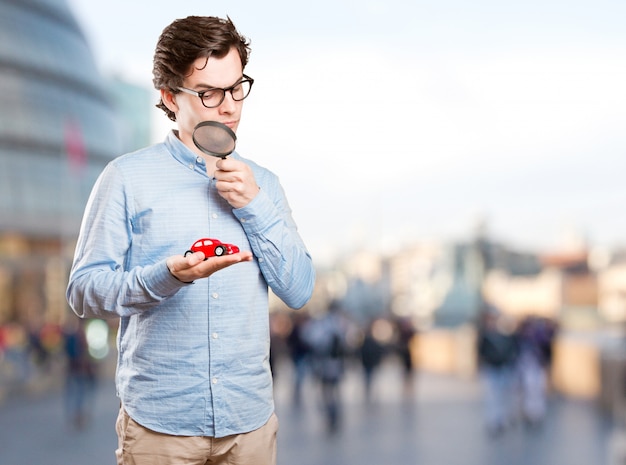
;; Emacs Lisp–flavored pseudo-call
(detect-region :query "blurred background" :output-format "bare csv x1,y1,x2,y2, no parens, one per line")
1,0,626,463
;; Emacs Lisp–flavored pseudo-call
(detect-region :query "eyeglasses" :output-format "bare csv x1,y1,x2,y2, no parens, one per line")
177,75,254,108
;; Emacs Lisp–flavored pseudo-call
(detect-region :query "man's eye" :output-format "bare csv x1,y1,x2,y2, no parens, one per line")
201,90,219,100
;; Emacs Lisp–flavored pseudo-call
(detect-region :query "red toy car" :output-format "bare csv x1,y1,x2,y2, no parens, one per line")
184,238,240,259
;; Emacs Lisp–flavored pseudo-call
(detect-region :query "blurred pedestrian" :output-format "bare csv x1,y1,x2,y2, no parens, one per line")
286,312,312,407
477,309,520,436
516,316,557,428
27,321,49,370
395,317,417,397
63,318,96,429
359,319,386,402
307,301,349,434
269,311,292,380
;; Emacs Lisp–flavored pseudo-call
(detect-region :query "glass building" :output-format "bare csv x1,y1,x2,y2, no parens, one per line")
0,0,123,325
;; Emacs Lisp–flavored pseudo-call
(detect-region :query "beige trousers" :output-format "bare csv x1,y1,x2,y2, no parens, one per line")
115,406,278,465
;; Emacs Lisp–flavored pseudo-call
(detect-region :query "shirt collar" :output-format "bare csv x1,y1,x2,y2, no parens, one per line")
165,130,200,167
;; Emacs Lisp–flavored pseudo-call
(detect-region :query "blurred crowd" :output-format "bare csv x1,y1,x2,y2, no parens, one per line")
0,318,101,429
476,308,558,437
269,301,418,434
1,302,561,438
270,301,560,437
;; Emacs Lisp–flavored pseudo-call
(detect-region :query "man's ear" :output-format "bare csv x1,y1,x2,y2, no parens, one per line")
161,88,178,114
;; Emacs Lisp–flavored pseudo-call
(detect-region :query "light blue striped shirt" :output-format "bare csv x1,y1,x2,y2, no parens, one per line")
66,131,315,437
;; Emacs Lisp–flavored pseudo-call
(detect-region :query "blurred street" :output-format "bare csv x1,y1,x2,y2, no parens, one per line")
0,356,614,465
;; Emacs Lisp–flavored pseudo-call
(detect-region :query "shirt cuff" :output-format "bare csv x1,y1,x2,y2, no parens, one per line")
144,260,193,297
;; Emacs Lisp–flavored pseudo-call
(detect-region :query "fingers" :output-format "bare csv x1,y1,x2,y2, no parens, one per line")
193,251,253,279
214,159,245,192
214,160,259,208
167,252,204,274
215,157,236,172
214,160,243,184
187,251,206,265
214,159,253,183
167,251,253,283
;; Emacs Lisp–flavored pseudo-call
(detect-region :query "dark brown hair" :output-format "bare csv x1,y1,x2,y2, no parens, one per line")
152,16,251,121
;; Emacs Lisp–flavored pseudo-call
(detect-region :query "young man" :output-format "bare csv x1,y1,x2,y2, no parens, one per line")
66,16,315,465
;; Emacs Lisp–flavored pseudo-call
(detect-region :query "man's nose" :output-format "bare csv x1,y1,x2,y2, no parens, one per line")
219,91,237,113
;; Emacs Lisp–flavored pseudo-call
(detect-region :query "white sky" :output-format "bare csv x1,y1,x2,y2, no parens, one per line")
67,0,626,266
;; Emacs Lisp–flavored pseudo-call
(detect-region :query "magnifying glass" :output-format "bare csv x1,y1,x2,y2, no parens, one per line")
192,121,237,158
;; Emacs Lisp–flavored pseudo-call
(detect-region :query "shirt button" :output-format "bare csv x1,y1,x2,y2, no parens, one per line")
211,213,218,219
196,157,203,163
212,378,218,384
188,163,194,170
240,218,247,223
212,332,219,339
212,293,219,299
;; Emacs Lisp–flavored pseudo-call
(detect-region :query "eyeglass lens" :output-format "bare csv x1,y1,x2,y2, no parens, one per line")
200,80,252,108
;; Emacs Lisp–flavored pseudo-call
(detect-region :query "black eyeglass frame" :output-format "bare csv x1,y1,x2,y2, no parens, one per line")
176,74,254,108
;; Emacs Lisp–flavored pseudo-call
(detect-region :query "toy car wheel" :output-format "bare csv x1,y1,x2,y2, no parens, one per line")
214,245,226,256
184,250,193,257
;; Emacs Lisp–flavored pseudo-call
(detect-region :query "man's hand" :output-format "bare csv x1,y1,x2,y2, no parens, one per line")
214,158,260,208
166,250,253,283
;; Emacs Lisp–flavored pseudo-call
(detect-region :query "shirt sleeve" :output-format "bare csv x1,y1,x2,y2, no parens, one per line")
66,162,188,319
232,177,315,309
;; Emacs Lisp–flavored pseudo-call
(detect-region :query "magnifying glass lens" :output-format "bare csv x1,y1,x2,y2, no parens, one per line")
192,121,237,158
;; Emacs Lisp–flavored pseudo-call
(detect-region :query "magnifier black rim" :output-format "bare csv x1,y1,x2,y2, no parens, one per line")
192,121,237,158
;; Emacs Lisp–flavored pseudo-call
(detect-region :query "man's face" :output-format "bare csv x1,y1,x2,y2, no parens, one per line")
165,47,245,154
